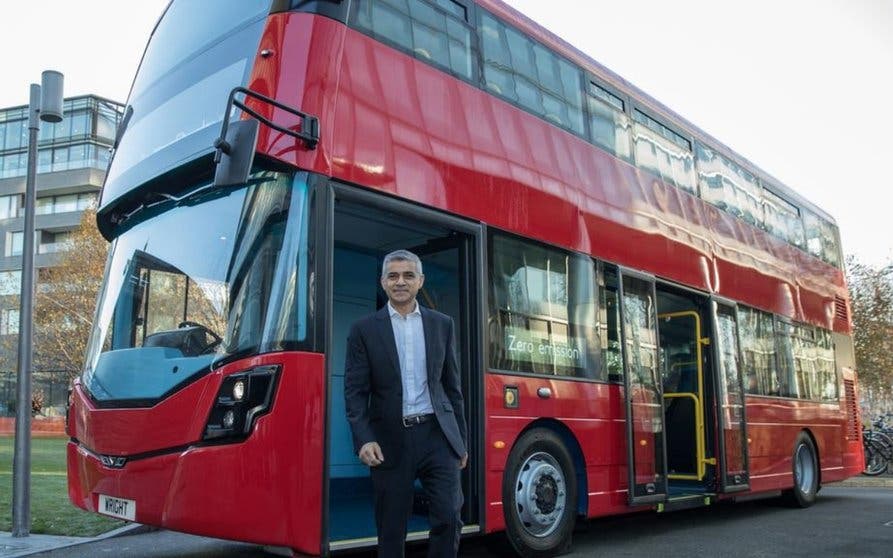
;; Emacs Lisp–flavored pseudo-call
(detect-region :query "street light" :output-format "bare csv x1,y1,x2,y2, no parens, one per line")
12,70,64,538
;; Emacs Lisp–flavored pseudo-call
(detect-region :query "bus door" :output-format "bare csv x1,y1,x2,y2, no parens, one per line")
710,298,750,493
326,184,482,549
618,269,668,504
658,310,709,482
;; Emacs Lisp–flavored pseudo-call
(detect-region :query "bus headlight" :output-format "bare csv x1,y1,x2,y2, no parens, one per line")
232,380,246,401
203,365,279,442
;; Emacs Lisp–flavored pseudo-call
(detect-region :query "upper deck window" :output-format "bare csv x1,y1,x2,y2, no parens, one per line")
587,82,631,162
632,109,695,193
695,142,762,226
803,210,841,268
590,83,624,112
480,11,584,135
633,109,690,151
131,0,271,97
353,0,475,81
102,1,269,203
762,187,805,248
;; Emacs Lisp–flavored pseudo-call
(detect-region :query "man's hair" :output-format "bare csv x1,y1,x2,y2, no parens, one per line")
381,249,423,278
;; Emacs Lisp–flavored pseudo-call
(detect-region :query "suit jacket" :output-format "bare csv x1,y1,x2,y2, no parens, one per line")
344,305,467,468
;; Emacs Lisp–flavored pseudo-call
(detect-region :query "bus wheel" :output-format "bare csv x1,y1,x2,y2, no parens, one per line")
782,432,818,508
503,428,577,557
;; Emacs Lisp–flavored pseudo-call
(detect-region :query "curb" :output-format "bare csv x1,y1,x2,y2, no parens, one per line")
833,476,893,489
0,523,154,558
92,522,157,540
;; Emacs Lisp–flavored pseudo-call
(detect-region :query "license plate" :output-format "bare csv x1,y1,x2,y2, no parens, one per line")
98,494,136,521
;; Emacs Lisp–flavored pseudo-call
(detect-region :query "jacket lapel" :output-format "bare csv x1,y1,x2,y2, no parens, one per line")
375,306,401,374
420,306,436,383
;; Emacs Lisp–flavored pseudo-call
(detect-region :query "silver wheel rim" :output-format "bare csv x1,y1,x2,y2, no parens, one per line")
794,443,815,495
513,451,566,538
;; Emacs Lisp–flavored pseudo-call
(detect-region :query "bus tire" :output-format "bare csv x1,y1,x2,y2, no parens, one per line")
502,428,577,557
781,432,818,508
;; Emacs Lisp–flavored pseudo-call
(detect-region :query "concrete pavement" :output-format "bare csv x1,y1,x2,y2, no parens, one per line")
0,523,149,557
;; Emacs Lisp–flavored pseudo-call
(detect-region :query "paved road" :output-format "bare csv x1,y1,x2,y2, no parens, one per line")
30,486,893,557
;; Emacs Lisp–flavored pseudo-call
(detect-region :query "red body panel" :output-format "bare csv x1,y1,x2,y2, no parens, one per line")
252,13,849,334
745,395,860,490
68,352,326,555
483,373,629,532
68,373,216,456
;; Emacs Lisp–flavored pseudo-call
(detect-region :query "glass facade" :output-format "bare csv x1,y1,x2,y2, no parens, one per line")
0,96,122,179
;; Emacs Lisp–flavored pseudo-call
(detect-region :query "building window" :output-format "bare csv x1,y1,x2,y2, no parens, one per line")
0,271,21,296
2,119,27,151
35,193,96,215
96,103,120,140
6,231,24,257
0,152,26,179
0,308,19,335
0,194,23,219
489,233,601,379
38,231,72,254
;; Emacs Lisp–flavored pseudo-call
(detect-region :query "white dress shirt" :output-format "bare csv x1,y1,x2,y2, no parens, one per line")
388,301,434,417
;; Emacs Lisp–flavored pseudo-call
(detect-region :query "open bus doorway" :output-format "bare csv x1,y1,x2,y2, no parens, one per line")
656,285,751,503
326,189,481,550
657,288,716,497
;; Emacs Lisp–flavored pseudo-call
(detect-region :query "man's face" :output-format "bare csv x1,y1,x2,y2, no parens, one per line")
381,259,424,307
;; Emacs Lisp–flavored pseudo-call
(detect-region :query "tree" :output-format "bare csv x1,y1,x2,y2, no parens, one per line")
846,256,893,415
0,208,108,414
32,208,109,382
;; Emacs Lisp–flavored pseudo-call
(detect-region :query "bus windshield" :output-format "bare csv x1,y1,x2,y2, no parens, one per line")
82,170,312,405
101,0,270,204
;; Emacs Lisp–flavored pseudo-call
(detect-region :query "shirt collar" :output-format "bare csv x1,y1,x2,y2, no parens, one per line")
388,300,421,318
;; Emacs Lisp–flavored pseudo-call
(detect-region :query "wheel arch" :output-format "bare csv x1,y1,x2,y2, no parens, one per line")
513,418,588,516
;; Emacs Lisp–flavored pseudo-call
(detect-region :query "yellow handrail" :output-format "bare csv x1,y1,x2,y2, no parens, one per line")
659,311,708,480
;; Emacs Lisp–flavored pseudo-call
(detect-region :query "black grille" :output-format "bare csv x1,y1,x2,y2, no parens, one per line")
834,296,850,328
844,379,859,440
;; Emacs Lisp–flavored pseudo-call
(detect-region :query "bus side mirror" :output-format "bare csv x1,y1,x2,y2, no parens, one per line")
213,119,259,187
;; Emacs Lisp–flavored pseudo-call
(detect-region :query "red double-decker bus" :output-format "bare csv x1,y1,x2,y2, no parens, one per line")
67,0,864,555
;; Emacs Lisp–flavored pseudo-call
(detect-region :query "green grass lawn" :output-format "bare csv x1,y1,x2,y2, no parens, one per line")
0,436,125,536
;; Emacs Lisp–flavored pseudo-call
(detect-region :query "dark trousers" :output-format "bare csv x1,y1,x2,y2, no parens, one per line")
371,419,463,558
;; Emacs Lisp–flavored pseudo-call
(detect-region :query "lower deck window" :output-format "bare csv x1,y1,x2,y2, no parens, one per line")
488,234,601,379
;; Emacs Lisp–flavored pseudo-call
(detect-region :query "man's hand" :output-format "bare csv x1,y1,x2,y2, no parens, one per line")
460,453,468,469
359,442,384,467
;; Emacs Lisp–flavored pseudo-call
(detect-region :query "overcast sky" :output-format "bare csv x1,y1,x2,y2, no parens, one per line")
1,1,890,266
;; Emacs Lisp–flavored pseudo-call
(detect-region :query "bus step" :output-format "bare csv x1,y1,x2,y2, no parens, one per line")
657,494,714,513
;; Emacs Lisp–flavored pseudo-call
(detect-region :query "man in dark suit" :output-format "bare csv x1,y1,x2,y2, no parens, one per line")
345,249,468,558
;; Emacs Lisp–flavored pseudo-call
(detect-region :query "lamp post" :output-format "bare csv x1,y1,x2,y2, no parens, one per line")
11,70,64,538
